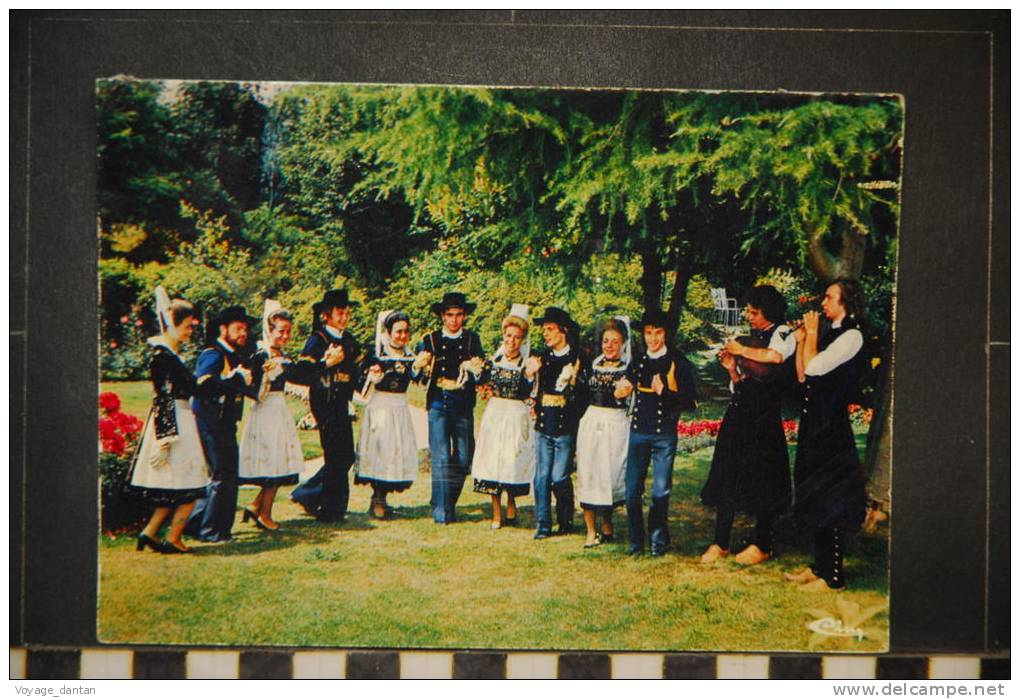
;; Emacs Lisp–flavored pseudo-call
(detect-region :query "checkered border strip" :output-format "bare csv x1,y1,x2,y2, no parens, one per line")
9,648,1009,679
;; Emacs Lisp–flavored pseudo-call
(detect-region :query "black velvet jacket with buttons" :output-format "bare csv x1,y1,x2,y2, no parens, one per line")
417,329,485,408
292,329,362,423
627,346,697,435
533,345,584,437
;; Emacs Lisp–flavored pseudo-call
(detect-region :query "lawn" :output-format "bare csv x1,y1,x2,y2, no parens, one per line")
99,380,888,652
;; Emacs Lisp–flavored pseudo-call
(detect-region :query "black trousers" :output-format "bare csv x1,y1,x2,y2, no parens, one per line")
186,424,239,542
811,526,847,589
291,417,353,522
713,507,776,554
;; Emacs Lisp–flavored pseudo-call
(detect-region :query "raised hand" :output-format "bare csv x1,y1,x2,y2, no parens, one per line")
651,373,665,395
613,376,634,400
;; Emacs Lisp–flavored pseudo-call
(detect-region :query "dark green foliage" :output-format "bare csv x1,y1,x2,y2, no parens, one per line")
99,451,149,532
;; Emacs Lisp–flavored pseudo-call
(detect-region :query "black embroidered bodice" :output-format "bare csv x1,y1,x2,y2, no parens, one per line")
362,350,415,394
583,359,629,409
151,345,195,440
482,358,532,400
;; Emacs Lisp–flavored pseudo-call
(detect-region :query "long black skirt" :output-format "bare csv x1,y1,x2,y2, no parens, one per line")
701,393,791,516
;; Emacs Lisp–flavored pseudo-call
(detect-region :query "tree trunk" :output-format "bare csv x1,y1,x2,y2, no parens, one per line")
806,224,867,282
638,244,663,316
666,261,692,339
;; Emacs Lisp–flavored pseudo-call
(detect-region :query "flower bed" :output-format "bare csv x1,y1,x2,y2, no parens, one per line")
98,391,148,533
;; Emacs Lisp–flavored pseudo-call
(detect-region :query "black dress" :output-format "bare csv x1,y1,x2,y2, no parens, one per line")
701,325,792,516
793,323,867,530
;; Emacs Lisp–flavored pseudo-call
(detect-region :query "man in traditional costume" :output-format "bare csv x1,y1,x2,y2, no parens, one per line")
185,305,257,543
623,310,697,556
290,289,362,523
414,292,486,524
525,306,582,539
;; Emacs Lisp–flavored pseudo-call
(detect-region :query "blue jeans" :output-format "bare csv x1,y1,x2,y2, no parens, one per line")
534,432,575,532
625,431,678,550
427,405,474,523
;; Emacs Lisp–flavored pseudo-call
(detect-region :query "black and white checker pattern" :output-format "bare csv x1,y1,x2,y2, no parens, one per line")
9,648,1010,679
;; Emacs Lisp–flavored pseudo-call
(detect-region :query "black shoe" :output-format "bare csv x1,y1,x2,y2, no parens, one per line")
626,544,643,556
242,507,259,524
504,517,518,527
650,546,667,557
557,523,576,536
160,540,192,554
583,539,601,549
599,532,614,543
136,533,161,552
534,529,552,540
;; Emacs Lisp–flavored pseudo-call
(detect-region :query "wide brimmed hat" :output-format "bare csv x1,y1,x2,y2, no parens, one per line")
313,288,359,317
213,305,258,328
205,304,257,344
534,306,573,330
430,292,476,316
637,309,671,330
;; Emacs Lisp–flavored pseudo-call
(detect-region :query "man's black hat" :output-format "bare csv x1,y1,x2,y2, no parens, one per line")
637,309,672,330
206,305,257,344
430,292,476,316
313,289,359,317
535,306,573,330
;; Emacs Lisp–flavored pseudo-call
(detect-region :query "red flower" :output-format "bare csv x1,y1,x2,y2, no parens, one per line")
99,392,121,414
120,315,129,323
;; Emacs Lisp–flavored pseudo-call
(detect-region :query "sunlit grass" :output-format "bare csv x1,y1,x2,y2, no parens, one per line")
98,381,888,651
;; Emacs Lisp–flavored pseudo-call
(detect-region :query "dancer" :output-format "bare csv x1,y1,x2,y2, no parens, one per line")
186,305,257,543
129,287,208,554
576,316,633,548
355,310,419,520
238,300,304,531
472,305,535,529
290,289,362,523
624,310,697,556
526,306,582,539
414,292,486,524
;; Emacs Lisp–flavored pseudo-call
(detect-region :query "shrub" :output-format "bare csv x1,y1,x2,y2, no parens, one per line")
98,391,149,532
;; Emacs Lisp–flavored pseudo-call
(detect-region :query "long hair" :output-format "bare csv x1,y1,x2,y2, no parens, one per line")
831,277,867,327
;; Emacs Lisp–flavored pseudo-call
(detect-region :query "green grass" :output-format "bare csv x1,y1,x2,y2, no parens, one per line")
98,379,888,651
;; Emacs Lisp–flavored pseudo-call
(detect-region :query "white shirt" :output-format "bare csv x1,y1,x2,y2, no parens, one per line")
804,319,864,376
645,346,667,360
216,338,236,354
441,328,464,340
323,325,345,341
552,344,571,357
770,324,797,362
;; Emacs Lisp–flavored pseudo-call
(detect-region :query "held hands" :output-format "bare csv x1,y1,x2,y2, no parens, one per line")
461,357,485,378
476,383,493,400
651,374,665,396
232,365,253,386
524,356,542,379
366,365,384,385
324,344,345,368
412,351,432,372
613,377,634,400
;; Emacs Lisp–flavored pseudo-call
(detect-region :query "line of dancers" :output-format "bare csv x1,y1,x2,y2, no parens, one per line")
127,279,869,591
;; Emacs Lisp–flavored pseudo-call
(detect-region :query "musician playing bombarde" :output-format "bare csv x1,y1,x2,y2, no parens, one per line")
700,285,796,566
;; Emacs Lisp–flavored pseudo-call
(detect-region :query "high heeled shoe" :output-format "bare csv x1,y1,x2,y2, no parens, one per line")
136,533,161,552
159,539,192,554
242,507,259,524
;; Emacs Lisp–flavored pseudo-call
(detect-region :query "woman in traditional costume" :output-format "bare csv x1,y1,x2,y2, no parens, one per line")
471,305,535,529
355,310,419,520
575,317,633,548
130,287,209,554
238,300,304,531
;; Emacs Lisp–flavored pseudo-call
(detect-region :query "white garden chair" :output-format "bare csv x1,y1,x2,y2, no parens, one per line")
710,288,740,327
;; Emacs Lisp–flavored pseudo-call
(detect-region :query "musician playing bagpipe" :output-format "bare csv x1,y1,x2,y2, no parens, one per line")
700,285,796,566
